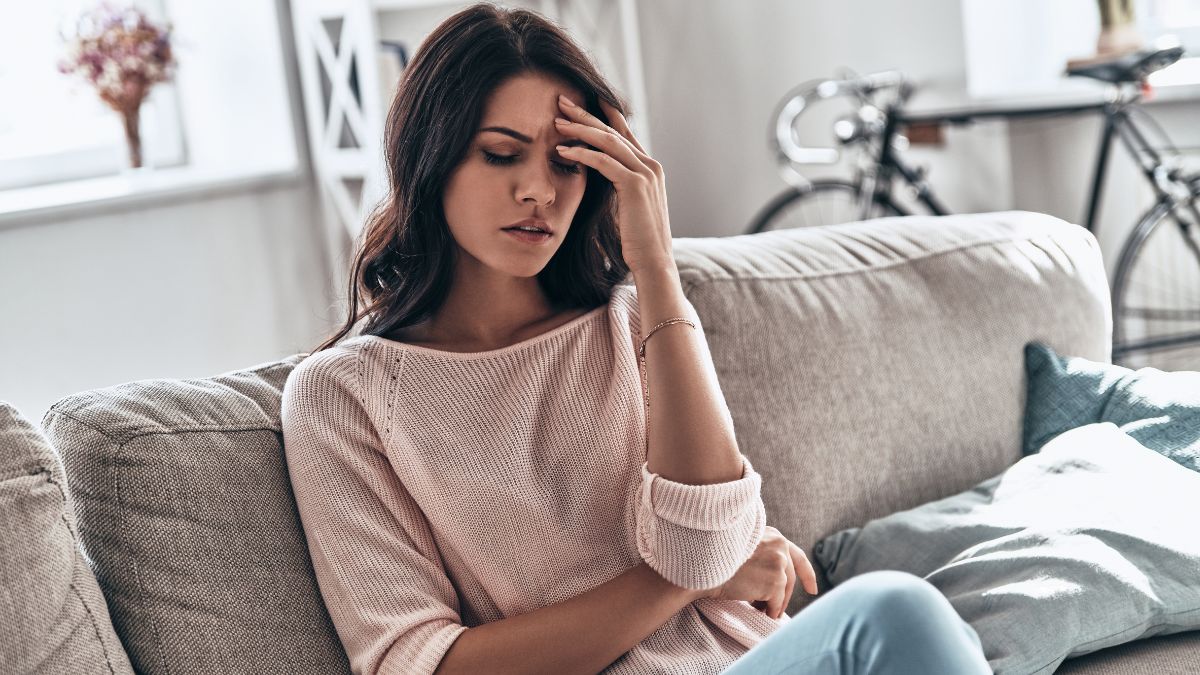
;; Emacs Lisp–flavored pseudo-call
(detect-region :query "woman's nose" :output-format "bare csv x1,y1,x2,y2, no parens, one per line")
517,165,555,206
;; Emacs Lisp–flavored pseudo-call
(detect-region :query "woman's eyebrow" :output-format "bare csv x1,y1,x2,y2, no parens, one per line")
479,126,587,147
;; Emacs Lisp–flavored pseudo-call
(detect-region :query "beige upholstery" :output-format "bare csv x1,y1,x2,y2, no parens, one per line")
0,402,133,673
38,210,1194,673
671,210,1111,614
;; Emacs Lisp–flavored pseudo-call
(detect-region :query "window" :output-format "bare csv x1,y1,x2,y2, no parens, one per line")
0,0,187,190
1139,0,1200,51
961,0,1200,101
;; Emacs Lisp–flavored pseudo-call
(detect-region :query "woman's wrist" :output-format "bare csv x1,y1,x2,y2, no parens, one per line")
631,259,686,307
630,258,680,286
632,262,694,335
641,563,711,603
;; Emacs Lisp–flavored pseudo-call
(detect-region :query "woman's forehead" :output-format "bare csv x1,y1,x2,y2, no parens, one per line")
480,73,583,126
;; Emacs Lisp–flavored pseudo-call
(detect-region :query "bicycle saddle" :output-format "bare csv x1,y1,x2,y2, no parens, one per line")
1066,41,1185,84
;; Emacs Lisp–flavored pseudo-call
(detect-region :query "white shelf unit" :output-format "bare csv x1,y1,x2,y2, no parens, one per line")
290,0,650,241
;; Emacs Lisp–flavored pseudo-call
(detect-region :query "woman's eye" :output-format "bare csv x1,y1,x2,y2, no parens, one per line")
482,151,581,176
552,161,583,176
482,151,517,166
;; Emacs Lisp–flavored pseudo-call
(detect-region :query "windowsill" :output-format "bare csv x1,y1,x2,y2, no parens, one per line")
0,163,307,230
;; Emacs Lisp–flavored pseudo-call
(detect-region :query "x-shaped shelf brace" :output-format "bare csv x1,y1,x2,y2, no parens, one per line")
293,0,385,241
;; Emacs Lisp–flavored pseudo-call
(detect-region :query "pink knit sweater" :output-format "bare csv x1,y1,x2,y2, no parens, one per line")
281,282,786,675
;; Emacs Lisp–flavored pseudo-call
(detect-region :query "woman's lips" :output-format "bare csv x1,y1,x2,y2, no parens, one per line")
502,228,552,244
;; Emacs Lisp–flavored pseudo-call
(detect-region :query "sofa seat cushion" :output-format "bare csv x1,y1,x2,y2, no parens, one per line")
1055,630,1200,674
40,356,351,675
0,402,133,674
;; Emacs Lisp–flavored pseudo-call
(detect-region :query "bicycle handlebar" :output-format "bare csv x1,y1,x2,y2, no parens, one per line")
772,70,914,165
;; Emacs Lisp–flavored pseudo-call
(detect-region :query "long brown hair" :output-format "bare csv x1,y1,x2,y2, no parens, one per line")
312,2,631,353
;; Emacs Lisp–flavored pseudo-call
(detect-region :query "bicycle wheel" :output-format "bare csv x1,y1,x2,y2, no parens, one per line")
1111,184,1200,371
746,179,905,234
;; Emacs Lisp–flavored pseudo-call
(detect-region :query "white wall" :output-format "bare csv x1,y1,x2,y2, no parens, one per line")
0,181,338,419
634,0,1198,289
635,0,1014,238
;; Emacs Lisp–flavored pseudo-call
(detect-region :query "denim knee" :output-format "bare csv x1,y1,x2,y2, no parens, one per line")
836,570,953,625
829,571,989,672
721,571,988,675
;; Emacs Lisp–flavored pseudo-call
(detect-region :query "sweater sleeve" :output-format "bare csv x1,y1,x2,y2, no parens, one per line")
635,453,767,591
281,350,467,675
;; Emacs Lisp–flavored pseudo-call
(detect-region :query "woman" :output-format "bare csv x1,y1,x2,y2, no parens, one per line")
280,4,993,674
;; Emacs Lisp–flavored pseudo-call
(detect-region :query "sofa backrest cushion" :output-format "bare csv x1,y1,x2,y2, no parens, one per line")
41,356,352,675
39,209,1110,657
0,401,133,674
670,210,1109,614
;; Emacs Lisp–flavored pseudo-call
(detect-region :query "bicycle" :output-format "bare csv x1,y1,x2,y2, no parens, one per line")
746,39,1200,370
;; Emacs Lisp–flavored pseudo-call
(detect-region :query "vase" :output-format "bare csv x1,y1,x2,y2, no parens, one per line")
1095,0,1143,57
121,106,144,169
116,99,157,175
1096,24,1143,56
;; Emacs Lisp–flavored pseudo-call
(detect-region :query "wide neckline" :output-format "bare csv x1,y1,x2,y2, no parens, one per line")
358,303,610,360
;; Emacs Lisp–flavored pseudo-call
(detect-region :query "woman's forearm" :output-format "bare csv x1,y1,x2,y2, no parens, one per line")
433,562,705,675
632,263,745,485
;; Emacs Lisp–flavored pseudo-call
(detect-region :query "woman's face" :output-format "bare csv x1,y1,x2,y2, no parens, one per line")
441,73,591,280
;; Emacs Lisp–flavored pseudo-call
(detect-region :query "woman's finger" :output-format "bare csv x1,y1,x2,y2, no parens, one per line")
555,117,645,175
557,96,649,172
789,542,819,596
597,98,647,155
778,550,797,620
765,561,788,620
555,144,639,187
557,94,640,155
556,96,652,165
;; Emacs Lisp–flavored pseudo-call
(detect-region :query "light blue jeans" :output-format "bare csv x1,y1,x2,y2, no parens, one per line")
720,571,992,674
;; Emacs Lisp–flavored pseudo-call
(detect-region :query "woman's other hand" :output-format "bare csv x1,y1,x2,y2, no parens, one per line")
705,526,819,620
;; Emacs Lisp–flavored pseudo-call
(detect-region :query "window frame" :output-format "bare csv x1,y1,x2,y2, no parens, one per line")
0,0,187,191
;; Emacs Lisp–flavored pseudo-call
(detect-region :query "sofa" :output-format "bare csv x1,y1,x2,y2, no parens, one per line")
4,209,1198,673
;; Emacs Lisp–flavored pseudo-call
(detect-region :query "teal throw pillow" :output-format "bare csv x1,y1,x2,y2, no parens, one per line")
1022,341,1200,472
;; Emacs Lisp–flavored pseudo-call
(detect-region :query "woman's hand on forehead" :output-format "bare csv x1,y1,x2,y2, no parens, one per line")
553,95,673,275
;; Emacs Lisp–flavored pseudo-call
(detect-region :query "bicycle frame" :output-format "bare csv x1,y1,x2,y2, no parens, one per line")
763,60,1200,364
868,84,1189,238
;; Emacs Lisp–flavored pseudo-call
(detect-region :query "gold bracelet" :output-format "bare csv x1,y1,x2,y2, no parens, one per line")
637,317,697,409
639,318,697,359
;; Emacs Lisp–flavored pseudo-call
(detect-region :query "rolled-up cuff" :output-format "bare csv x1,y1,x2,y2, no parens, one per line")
636,456,767,590
640,456,762,529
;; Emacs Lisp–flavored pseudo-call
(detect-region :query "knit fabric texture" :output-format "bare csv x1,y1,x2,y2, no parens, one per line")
281,282,779,675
